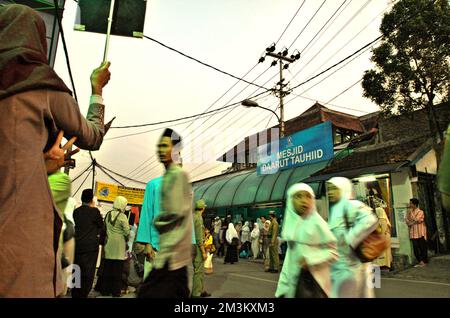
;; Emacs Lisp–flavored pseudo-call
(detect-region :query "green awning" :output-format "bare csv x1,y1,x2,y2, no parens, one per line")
193,160,328,208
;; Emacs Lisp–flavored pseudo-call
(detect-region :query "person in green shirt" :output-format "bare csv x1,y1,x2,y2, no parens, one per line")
192,199,211,298
438,124,450,211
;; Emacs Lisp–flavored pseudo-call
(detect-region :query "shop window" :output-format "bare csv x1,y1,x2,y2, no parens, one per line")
352,175,397,237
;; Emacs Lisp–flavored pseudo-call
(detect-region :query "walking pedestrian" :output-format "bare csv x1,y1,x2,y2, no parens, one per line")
326,177,378,298
275,183,338,298
138,128,192,298
72,189,103,298
224,223,239,264
101,196,130,297
250,223,260,260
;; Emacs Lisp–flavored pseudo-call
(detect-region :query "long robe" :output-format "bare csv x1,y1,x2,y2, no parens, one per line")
276,183,337,298
327,177,378,298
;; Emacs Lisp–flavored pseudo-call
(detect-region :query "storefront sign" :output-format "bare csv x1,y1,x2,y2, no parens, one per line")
95,181,145,205
257,121,334,175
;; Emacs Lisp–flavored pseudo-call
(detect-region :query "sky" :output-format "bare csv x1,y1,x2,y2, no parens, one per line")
53,0,393,201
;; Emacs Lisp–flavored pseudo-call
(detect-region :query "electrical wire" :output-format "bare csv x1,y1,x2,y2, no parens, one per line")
73,169,92,196
300,0,348,53
288,0,327,50
143,35,270,91
53,0,78,101
275,0,307,45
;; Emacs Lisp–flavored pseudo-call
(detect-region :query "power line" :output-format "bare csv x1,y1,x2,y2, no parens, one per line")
275,0,307,45
122,64,263,179
96,164,125,186
300,0,348,54
143,35,270,91
125,37,380,182
71,162,93,182
288,0,327,50
291,0,372,80
326,78,363,104
290,35,382,92
53,0,78,101
126,74,276,182
96,163,147,185
300,0,354,57
73,168,92,197
304,2,389,80
124,1,313,181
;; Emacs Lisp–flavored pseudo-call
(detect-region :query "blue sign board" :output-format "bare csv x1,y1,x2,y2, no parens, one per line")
257,121,334,175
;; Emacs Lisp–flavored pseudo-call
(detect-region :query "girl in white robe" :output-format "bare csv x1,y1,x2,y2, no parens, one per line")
327,177,379,298
275,183,338,298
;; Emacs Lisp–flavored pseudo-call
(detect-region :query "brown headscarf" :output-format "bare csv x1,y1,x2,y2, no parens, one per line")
0,4,71,100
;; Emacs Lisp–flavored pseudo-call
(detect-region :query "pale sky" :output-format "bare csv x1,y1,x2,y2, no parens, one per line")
53,0,393,201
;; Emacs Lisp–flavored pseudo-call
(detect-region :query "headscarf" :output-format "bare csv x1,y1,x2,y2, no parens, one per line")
327,177,353,200
226,223,239,244
281,183,316,241
113,196,128,213
242,221,250,231
0,4,71,100
263,220,271,232
256,218,264,230
251,223,260,239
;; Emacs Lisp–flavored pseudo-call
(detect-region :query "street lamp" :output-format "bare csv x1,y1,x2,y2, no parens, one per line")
241,99,284,137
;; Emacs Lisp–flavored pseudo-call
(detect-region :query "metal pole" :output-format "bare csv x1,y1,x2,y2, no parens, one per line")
279,60,285,137
92,159,96,190
103,0,116,63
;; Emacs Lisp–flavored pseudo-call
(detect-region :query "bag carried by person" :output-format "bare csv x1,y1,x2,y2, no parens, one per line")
99,210,121,246
343,203,390,263
204,252,213,274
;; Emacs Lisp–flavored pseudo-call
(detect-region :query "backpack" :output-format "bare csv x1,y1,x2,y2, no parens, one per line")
343,202,390,263
99,210,121,246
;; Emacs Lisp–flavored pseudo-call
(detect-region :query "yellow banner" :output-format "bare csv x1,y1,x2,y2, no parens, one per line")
96,181,145,205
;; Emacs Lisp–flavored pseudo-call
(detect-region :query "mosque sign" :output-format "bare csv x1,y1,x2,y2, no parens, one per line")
257,121,334,175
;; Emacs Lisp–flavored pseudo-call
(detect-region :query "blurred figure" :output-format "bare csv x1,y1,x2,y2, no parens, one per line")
250,222,260,260
0,4,110,297
213,216,221,253
240,221,251,256
327,177,378,298
224,223,239,264
72,189,103,298
438,124,450,211
101,196,130,297
276,183,338,298
138,128,192,298
262,219,271,271
406,198,428,267
267,211,280,273
192,199,211,298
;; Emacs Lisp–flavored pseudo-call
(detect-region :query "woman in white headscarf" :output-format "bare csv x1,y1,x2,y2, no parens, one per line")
275,183,338,298
224,223,239,264
241,221,251,255
101,196,131,297
327,177,378,298
250,223,260,260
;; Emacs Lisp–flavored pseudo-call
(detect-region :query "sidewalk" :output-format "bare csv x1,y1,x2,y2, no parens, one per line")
381,254,450,284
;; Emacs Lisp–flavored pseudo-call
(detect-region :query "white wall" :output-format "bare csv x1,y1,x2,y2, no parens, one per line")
391,168,414,262
415,149,437,175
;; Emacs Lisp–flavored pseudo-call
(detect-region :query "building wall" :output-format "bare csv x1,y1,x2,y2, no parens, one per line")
391,168,414,265
379,105,450,143
416,149,437,174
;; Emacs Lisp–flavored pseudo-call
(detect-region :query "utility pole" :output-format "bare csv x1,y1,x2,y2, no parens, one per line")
260,45,300,137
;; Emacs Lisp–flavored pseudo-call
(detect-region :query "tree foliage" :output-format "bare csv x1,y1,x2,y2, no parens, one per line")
362,0,449,115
